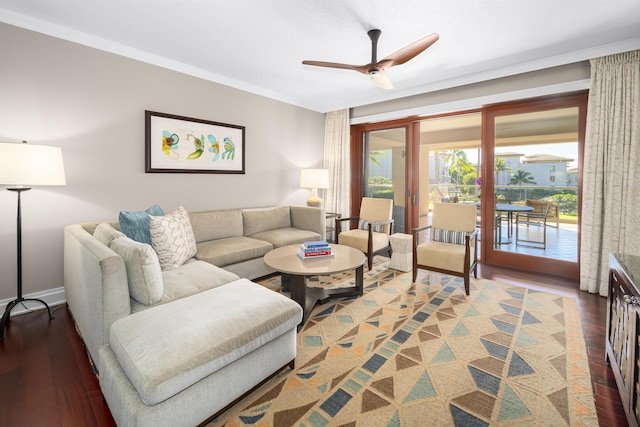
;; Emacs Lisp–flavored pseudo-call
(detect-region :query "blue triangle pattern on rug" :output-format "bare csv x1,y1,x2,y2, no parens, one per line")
491,318,516,335
507,352,535,377
499,303,521,316
497,384,532,420
386,411,401,427
450,404,489,427
316,305,335,317
522,311,542,325
432,342,456,363
403,370,436,402
468,365,501,395
506,290,525,300
481,338,510,360
515,329,539,347
450,321,471,337
464,305,481,317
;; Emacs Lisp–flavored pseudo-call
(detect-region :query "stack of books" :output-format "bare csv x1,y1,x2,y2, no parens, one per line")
297,240,333,260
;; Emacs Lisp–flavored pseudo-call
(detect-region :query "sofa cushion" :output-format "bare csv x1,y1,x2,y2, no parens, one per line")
93,222,125,247
195,236,272,267
108,278,303,406
242,206,291,236
150,206,197,271
129,260,241,313
110,236,164,306
119,204,164,245
189,209,243,243
250,227,322,248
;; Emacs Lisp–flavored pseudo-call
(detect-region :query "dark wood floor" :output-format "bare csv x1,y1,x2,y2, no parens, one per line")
0,264,629,426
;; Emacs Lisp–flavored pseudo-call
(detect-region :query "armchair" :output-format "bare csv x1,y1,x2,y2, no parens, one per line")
412,203,478,295
336,197,394,270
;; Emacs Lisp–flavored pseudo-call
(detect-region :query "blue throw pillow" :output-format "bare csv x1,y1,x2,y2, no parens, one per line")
118,204,164,245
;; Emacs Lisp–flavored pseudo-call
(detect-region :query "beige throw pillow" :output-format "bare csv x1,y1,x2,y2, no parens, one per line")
149,206,197,271
93,222,125,246
110,236,164,305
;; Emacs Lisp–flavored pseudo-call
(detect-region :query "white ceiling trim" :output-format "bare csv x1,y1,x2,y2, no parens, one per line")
350,79,591,125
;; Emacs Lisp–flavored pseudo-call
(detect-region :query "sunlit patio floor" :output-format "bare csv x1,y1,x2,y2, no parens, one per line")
488,221,578,262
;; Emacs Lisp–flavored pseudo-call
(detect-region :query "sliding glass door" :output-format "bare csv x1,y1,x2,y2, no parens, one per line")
351,92,587,279
482,94,587,278
362,127,408,233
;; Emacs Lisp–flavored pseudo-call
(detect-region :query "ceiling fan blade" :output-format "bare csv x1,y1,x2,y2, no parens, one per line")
302,60,369,74
370,71,393,90
380,33,439,67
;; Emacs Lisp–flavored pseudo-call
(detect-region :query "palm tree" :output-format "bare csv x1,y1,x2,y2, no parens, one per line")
443,150,471,185
369,151,386,168
509,169,536,200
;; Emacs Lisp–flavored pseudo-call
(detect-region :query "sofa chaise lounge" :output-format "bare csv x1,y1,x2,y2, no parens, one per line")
64,204,325,426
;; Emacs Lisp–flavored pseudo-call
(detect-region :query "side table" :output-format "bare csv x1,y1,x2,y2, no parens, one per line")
389,233,412,272
325,212,341,243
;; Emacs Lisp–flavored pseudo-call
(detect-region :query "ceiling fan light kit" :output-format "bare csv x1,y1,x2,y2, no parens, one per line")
302,29,439,89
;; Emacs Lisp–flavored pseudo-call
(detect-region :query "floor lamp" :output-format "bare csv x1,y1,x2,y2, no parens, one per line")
0,141,66,340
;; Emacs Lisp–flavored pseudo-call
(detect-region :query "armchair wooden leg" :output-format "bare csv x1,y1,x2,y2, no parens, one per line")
464,276,470,295
367,254,373,270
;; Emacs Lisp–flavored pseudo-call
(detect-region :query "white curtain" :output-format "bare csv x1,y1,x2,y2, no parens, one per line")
580,50,640,295
323,109,350,216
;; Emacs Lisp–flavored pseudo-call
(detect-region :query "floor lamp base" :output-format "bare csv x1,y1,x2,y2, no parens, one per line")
0,297,54,340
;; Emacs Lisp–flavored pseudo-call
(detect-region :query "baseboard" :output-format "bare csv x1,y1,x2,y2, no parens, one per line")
0,286,66,318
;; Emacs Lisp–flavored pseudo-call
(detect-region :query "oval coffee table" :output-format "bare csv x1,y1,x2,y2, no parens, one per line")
264,244,366,328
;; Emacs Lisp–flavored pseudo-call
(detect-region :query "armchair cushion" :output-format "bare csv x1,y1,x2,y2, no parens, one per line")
337,229,390,254
416,241,469,274
432,228,467,245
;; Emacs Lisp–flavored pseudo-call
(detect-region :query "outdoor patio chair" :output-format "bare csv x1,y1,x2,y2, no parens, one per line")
515,200,551,249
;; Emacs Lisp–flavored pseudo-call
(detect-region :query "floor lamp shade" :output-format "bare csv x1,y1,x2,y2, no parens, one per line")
0,142,66,187
0,141,66,340
300,168,329,207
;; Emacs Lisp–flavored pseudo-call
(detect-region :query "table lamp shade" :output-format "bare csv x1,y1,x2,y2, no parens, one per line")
300,169,329,190
0,142,66,187
300,169,329,207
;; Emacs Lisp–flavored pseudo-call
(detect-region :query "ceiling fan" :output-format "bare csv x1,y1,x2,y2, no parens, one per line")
302,29,439,90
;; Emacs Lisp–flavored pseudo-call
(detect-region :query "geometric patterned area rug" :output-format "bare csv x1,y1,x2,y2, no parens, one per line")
211,258,598,426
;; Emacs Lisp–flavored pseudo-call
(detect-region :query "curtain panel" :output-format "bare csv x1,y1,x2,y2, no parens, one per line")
323,109,350,216
580,50,640,295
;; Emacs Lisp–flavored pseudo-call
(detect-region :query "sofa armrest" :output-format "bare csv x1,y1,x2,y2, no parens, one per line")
289,206,326,241
64,224,131,373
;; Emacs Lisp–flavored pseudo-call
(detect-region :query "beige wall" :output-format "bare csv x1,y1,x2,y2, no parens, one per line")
0,23,325,301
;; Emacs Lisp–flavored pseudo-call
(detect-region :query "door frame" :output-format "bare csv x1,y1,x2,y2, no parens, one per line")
350,91,587,279
350,119,416,226
480,91,587,279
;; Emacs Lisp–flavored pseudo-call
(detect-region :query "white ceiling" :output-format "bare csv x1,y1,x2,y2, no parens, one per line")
2,0,640,113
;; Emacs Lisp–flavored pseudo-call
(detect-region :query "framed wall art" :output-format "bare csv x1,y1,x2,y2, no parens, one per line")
145,110,245,174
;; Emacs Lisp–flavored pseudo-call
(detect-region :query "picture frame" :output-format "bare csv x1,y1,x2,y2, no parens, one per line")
145,110,245,174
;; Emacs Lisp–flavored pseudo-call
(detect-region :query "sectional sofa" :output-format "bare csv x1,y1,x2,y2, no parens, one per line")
63,204,325,426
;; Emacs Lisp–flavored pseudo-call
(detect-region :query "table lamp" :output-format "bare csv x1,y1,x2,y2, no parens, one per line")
300,168,329,207
0,141,66,340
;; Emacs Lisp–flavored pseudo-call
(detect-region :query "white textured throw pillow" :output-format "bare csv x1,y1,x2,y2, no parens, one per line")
149,206,197,271
110,236,164,305
93,222,125,246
